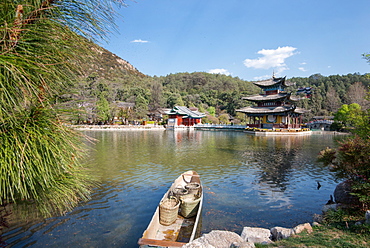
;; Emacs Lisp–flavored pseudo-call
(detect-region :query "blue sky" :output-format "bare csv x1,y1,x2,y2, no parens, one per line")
102,0,370,81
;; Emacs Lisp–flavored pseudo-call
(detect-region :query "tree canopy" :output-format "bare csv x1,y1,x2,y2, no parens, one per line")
334,103,362,127
292,73,370,119
62,70,370,124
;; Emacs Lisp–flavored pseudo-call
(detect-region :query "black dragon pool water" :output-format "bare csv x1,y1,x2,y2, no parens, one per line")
1,130,342,247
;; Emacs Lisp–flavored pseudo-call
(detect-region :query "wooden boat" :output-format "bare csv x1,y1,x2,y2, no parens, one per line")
138,170,203,247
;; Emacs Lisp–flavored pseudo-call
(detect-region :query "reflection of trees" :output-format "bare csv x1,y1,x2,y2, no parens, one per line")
244,136,308,192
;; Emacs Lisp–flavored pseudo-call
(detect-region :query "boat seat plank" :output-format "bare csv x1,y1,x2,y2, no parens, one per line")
138,238,186,247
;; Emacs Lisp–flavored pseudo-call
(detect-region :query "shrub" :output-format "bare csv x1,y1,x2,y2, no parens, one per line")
318,136,370,210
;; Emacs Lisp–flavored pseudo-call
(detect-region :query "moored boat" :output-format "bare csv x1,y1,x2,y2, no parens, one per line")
138,171,203,247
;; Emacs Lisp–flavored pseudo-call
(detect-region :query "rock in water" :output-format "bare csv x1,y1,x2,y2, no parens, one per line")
366,210,370,225
182,230,254,248
334,181,360,206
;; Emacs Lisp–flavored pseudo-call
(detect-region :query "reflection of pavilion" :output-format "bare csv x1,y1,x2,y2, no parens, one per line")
243,136,308,207
237,76,307,130
256,136,307,189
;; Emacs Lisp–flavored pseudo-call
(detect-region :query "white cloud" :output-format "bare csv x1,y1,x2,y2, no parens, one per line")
243,46,298,74
253,75,271,81
298,67,307,72
130,39,149,43
208,69,231,76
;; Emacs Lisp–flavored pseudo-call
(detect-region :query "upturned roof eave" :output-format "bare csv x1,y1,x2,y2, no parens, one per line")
242,93,290,102
236,106,295,114
236,106,307,115
165,106,206,118
253,76,295,88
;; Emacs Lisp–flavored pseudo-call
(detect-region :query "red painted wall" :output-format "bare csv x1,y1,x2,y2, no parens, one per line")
168,114,202,126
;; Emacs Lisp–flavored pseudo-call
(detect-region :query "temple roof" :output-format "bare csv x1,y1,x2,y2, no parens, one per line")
253,76,294,88
242,93,300,102
236,106,306,115
165,106,206,118
289,95,300,101
294,107,307,114
237,106,294,114
242,93,290,102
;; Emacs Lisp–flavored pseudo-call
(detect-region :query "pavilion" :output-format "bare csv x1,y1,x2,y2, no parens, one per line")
237,76,307,130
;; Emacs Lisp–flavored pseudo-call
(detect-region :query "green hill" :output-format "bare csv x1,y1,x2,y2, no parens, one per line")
56,44,370,124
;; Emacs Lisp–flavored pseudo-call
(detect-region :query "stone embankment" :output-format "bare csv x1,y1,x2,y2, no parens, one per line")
69,124,165,131
182,223,313,248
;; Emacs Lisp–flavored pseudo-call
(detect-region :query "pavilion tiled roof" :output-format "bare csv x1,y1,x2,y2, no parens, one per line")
253,76,294,88
242,93,290,102
236,106,307,115
165,106,206,118
237,106,294,114
294,107,307,114
242,93,301,102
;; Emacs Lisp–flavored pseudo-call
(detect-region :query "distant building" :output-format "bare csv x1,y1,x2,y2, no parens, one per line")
147,108,170,122
112,101,135,125
307,116,334,131
237,76,307,129
165,106,205,128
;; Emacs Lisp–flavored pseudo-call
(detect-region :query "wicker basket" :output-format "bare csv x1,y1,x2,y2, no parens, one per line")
180,194,201,218
159,196,180,226
185,182,200,195
172,187,188,197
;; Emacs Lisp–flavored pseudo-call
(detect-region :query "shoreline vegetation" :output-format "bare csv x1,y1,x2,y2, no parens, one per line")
257,207,370,248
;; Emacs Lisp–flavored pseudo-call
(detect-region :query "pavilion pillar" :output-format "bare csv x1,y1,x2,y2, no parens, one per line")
294,116,297,127
258,117,261,127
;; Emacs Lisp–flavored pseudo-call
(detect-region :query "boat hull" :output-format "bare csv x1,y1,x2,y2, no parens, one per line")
138,171,203,247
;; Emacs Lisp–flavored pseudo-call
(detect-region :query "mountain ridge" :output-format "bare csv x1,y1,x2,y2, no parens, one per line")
86,43,145,79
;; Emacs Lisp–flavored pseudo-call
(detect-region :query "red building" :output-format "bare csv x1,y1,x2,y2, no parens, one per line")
165,106,205,128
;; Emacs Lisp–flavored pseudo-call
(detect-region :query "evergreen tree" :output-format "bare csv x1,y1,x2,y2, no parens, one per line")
96,96,111,123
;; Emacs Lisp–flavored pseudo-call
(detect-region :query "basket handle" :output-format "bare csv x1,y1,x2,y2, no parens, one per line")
182,174,192,183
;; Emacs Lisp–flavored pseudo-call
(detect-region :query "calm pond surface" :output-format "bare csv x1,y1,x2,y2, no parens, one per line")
2,130,343,247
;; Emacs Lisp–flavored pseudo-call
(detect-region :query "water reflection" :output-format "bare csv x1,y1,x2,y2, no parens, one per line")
243,136,308,211
1,130,341,247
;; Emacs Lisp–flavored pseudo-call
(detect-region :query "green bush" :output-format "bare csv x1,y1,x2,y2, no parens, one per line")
318,135,370,210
